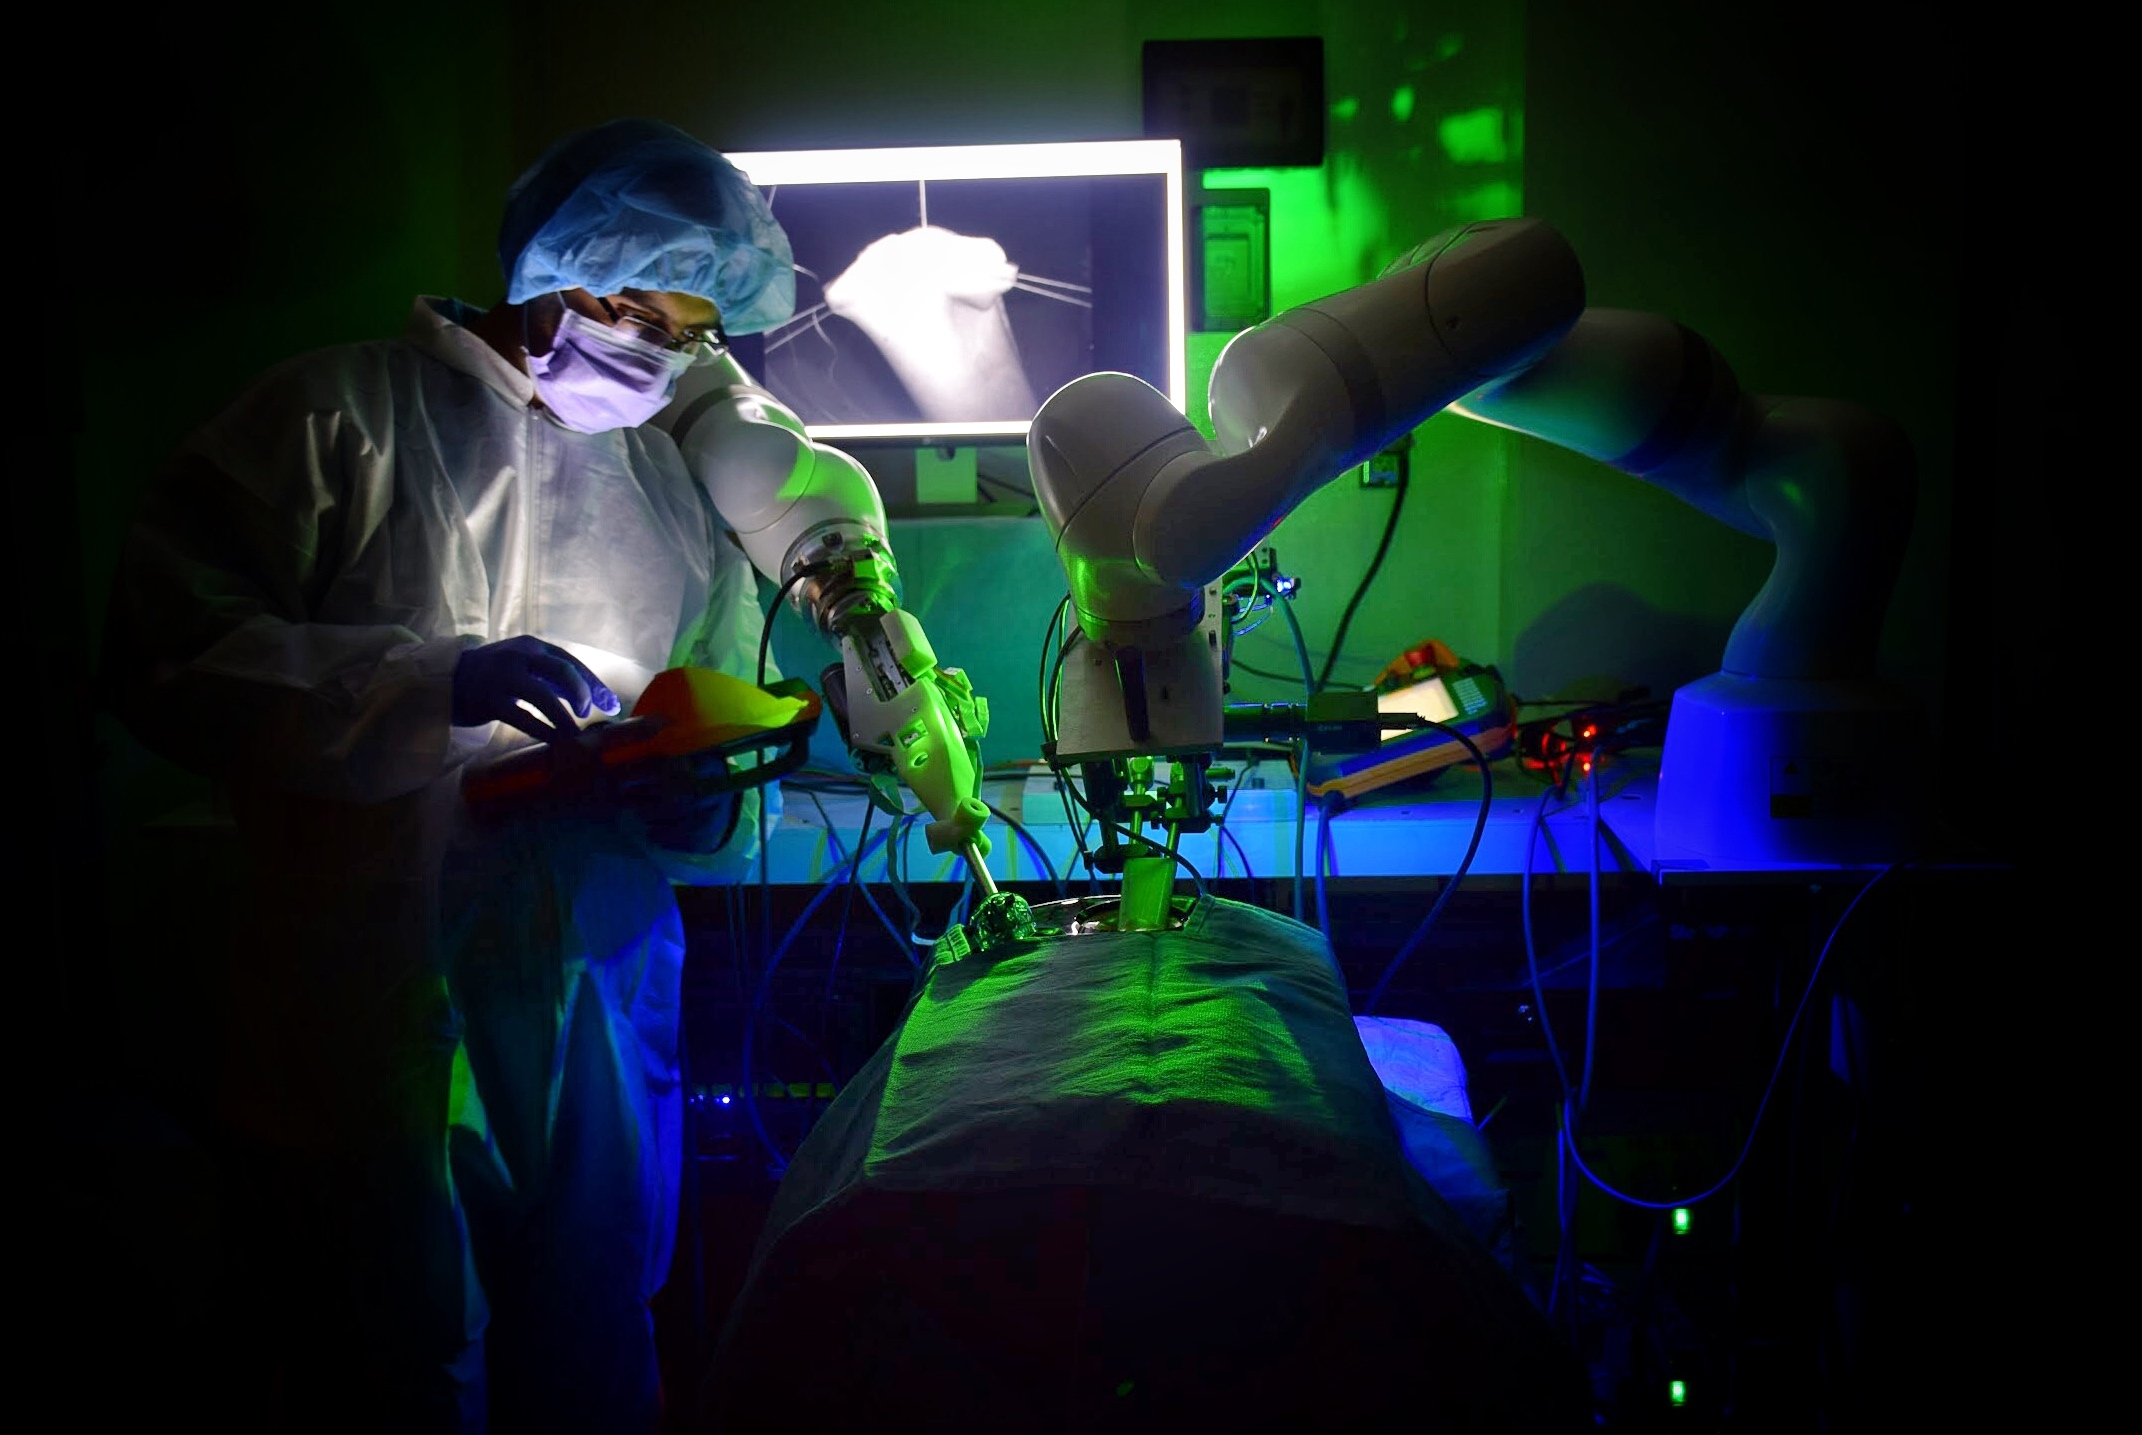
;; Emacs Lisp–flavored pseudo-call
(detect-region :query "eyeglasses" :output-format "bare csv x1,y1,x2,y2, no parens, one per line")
594,296,729,354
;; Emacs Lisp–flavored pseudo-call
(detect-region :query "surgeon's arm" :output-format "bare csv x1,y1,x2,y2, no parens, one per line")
103,357,478,805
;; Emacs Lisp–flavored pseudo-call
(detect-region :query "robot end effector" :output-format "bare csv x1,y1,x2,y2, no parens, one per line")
662,358,993,872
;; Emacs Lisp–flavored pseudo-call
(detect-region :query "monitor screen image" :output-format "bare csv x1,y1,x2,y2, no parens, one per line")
724,140,1187,444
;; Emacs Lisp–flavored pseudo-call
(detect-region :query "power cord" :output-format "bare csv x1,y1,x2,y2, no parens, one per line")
1212,778,1253,879
1557,863,1904,1211
1358,720,1493,1014
1315,466,1407,694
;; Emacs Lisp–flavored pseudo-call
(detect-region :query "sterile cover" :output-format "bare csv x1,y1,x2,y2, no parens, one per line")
702,897,1587,1431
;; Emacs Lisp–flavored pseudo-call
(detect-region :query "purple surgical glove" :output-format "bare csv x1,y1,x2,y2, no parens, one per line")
452,635,621,744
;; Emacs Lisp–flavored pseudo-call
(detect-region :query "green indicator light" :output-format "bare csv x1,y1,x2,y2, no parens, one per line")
1672,1206,1692,1235
1670,1380,1687,1407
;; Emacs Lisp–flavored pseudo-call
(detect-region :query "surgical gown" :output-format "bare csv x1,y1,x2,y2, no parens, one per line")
103,297,771,1432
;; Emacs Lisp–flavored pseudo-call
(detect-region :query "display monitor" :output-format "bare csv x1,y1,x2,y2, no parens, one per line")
723,140,1187,444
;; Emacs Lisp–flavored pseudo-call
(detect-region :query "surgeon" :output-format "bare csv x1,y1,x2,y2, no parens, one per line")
101,119,795,1433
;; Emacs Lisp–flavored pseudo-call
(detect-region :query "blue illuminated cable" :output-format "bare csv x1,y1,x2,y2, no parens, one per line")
1359,720,1493,1014
1315,792,1339,939
886,813,925,941
743,837,883,1168
1046,757,1102,893
815,795,876,1063
740,825,894,1175
1561,864,1903,1211
1213,777,1240,878
1522,784,1577,1098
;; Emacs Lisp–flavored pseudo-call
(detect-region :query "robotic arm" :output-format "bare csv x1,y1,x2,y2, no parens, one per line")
662,355,996,883
1031,218,1586,760
1450,309,1915,682
1034,215,1918,869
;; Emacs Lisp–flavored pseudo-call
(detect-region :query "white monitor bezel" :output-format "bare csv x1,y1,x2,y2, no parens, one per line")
725,139,1187,444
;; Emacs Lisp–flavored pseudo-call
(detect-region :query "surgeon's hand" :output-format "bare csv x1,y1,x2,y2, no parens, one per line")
452,635,621,744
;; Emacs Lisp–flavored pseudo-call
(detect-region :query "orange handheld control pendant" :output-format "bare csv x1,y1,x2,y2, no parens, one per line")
462,668,823,822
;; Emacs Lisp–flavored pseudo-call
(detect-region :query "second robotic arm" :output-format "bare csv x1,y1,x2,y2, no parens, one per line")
1032,217,1587,757
1449,309,1916,681
662,356,994,876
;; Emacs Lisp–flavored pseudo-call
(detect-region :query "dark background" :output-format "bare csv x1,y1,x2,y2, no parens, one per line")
34,1,2069,1428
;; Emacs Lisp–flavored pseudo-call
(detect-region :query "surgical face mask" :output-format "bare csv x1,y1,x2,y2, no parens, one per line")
525,305,698,433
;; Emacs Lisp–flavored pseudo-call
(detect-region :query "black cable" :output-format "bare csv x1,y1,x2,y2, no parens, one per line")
1359,720,1493,1013
1038,596,1068,743
758,566,817,687
1315,471,1407,693
1047,635,1071,739
1057,779,1097,891
1315,791,1341,938
1053,762,1210,903
785,773,928,956
1231,656,1325,684
974,471,1039,510
1041,623,1103,892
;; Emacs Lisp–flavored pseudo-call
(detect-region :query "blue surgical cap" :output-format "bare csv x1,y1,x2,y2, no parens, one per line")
498,118,795,335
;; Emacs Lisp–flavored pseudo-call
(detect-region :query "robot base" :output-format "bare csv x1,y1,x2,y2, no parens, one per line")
1653,672,1922,870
